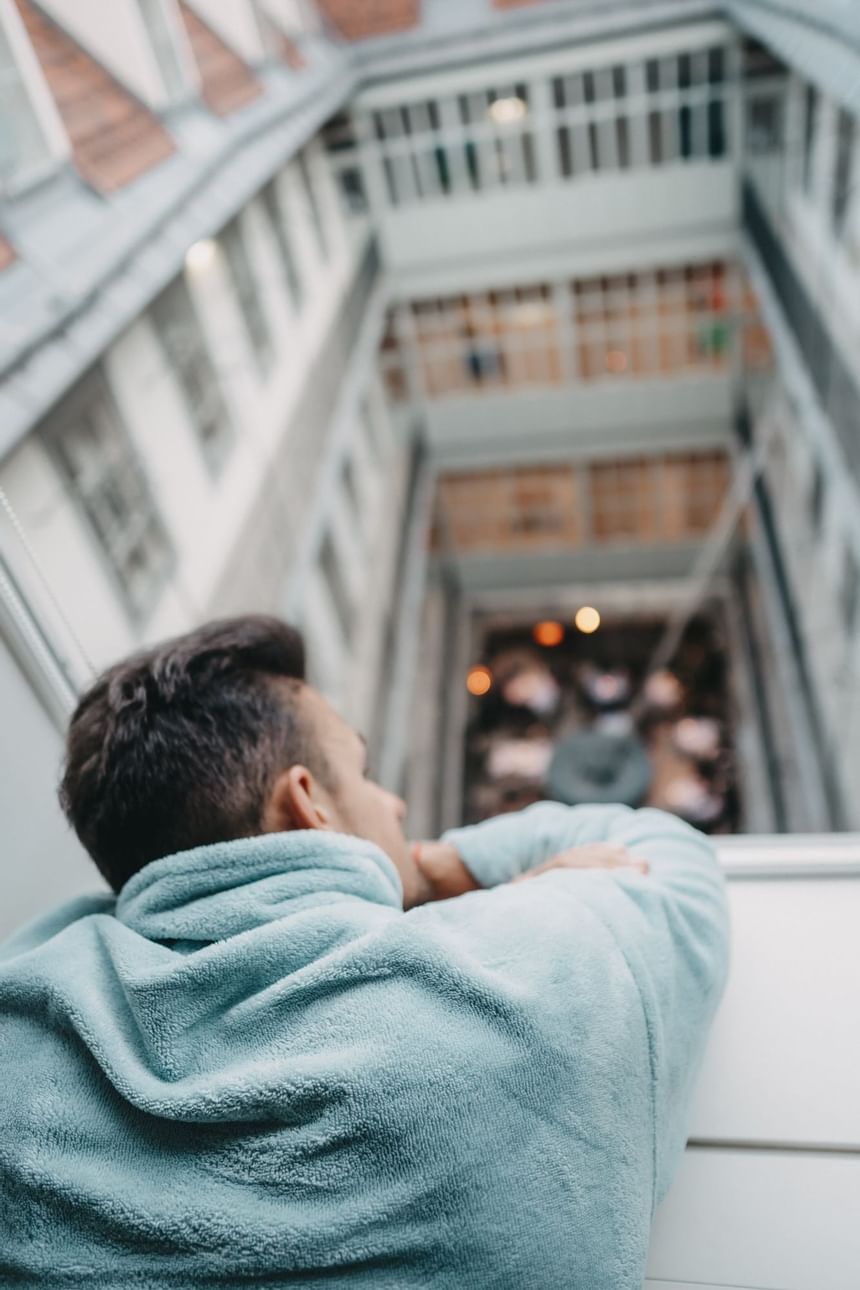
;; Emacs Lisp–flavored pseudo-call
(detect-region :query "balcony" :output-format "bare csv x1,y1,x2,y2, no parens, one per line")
648,833,860,1288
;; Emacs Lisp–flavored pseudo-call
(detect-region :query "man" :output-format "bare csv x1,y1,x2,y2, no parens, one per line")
0,615,729,1288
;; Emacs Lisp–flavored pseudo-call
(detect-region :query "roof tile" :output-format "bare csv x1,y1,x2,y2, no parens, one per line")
0,236,17,273
316,0,420,41
13,0,175,193
178,2,263,117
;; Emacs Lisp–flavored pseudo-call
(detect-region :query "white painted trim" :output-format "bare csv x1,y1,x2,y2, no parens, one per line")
0,0,70,184
716,833,860,877
355,19,733,109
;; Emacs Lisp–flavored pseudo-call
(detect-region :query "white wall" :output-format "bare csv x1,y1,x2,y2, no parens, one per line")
36,0,170,107
185,0,265,63
422,375,734,470
0,632,101,942
377,165,738,285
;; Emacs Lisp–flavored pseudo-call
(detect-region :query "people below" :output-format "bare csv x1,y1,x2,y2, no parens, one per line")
467,629,734,832
547,727,653,808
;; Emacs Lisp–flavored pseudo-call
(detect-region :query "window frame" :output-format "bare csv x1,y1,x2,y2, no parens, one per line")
297,148,330,261
136,0,196,107
260,177,303,310
149,273,235,475
219,214,274,379
0,0,69,194
319,530,353,642
41,369,174,623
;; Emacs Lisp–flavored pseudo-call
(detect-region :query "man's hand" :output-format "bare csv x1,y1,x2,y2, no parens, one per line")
412,839,648,903
511,844,649,883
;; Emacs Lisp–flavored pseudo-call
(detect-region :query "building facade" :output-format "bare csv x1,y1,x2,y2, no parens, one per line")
2,3,860,1283
1,0,860,916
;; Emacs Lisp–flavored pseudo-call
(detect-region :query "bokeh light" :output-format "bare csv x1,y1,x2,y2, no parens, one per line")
575,606,601,634
466,665,493,696
185,238,217,273
533,620,565,647
488,96,528,125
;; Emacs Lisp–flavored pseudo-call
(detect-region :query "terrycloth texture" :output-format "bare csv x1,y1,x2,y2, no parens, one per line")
0,805,729,1288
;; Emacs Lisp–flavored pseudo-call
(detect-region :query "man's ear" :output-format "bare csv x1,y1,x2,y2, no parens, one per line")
262,765,334,834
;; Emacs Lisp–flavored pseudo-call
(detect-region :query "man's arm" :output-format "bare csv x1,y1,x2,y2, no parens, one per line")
440,800,648,886
415,800,654,895
419,802,730,1204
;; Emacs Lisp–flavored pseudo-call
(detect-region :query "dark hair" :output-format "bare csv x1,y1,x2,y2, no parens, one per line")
59,615,329,891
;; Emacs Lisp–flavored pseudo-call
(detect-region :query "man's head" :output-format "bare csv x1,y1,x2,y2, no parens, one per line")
60,615,422,902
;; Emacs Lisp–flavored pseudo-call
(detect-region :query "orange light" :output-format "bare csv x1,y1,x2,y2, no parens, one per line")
575,606,601,634
466,665,493,697
533,620,564,647
606,349,629,374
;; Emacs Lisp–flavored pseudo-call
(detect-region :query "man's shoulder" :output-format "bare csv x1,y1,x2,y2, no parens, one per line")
0,893,116,965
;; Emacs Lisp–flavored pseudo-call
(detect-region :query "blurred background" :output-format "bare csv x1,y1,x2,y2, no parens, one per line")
1,0,859,933
2,3,860,1279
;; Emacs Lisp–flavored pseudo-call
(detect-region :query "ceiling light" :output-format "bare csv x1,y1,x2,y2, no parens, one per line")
185,238,218,273
488,96,527,125
575,606,601,635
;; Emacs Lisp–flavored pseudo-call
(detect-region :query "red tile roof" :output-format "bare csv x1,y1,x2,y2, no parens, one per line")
316,0,420,41
13,0,175,193
179,2,262,117
0,236,17,273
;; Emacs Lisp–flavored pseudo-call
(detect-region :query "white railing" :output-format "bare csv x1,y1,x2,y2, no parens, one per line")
716,831,860,876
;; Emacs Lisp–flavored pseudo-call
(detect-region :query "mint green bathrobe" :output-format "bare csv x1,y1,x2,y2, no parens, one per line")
0,803,728,1288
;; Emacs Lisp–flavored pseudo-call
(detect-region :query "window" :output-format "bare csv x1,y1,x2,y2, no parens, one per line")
802,84,819,193
0,17,53,190
297,149,329,260
436,454,728,554
555,64,636,175
322,111,368,217
380,261,735,400
809,460,826,534
394,286,562,397
138,0,190,103
832,107,856,236
590,458,663,542
261,179,303,308
437,467,581,552
589,453,728,543
559,44,730,176
676,453,730,532
369,83,535,206
319,532,352,641
359,396,388,466
840,548,860,635
220,217,273,377
150,275,233,472
574,262,730,379
44,372,172,619
288,238,381,496
339,453,367,549
746,95,783,157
